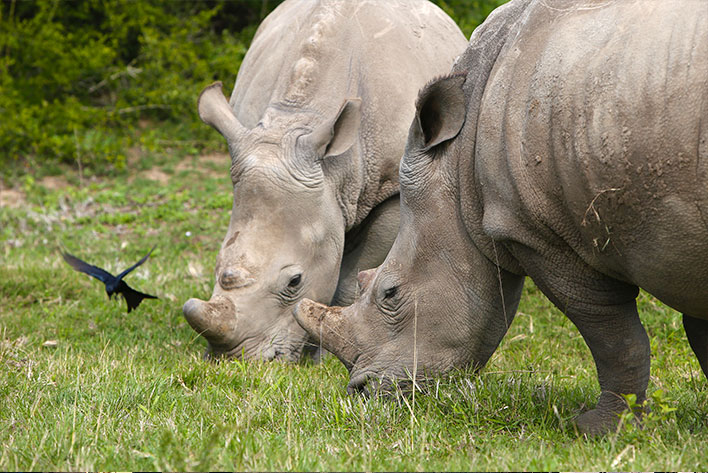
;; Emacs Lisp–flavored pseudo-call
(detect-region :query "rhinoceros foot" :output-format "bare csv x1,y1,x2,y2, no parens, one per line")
574,391,645,436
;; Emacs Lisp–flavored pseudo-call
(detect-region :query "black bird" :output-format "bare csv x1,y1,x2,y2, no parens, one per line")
62,246,158,313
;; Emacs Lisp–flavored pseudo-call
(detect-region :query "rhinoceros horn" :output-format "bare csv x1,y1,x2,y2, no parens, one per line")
295,298,359,370
197,81,246,144
183,296,238,349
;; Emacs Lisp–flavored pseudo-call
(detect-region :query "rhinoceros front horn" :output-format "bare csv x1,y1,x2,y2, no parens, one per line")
197,81,246,144
294,299,360,371
183,296,238,348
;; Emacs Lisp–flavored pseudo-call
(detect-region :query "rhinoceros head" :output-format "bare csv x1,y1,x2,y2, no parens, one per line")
184,82,361,361
294,74,524,391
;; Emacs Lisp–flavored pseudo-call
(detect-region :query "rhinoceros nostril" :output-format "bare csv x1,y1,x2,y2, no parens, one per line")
219,267,255,290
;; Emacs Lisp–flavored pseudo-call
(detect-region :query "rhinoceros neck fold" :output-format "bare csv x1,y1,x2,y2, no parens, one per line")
451,0,533,275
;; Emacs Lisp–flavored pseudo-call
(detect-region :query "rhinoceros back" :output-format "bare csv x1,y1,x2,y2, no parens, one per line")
476,0,708,314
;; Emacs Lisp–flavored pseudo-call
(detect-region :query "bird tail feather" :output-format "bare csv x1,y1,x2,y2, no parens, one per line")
122,284,158,313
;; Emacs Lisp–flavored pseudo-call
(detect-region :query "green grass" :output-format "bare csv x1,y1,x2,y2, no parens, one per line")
1,149,708,471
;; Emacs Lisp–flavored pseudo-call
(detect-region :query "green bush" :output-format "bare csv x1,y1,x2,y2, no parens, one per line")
0,0,268,175
0,0,507,177
434,0,510,38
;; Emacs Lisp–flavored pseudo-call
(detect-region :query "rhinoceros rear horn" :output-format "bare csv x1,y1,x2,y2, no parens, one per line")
197,81,246,144
414,73,467,152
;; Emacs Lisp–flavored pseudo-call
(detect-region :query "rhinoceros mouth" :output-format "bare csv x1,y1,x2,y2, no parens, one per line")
347,371,413,398
203,332,313,362
347,371,373,395
202,337,255,360
346,363,393,396
347,362,430,397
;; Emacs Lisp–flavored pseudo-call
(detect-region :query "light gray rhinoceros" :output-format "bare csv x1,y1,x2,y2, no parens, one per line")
182,0,467,361
295,0,708,435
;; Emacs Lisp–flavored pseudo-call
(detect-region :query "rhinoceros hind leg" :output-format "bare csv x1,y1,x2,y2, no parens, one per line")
682,314,708,379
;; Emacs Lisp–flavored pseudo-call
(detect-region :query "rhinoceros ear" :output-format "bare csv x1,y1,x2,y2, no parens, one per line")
306,98,361,159
197,81,246,144
413,73,467,152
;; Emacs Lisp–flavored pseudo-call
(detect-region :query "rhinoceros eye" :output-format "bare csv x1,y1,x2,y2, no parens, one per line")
288,274,302,288
279,273,304,305
377,283,403,318
383,286,398,299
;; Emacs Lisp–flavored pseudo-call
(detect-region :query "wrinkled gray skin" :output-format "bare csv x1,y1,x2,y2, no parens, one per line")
295,0,708,435
182,0,467,361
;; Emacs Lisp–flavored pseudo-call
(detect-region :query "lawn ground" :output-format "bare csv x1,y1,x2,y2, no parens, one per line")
1,149,707,470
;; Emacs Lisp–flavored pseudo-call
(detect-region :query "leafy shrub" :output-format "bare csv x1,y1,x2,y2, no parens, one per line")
0,0,507,177
0,0,267,175
434,0,510,38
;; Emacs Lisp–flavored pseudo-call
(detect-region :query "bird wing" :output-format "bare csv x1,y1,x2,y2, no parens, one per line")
62,251,115,284
116,245,156,281
119,280,158,313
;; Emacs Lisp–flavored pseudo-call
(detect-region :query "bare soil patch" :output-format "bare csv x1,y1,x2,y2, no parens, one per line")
1,152,228,208
142,168,170,184
0,188,25,209
175,152,229,177
0,174,73,209
41,175,70,190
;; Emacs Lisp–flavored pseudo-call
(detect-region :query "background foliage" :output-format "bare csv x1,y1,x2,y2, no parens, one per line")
0,0,506,179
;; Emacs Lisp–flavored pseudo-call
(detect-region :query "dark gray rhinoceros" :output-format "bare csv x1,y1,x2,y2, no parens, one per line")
295,0,708,435
182,0,467,361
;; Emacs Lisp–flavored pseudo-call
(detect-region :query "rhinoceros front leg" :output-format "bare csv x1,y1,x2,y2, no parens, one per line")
510,243,650,436
682,314,708,379
332,194,400,305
